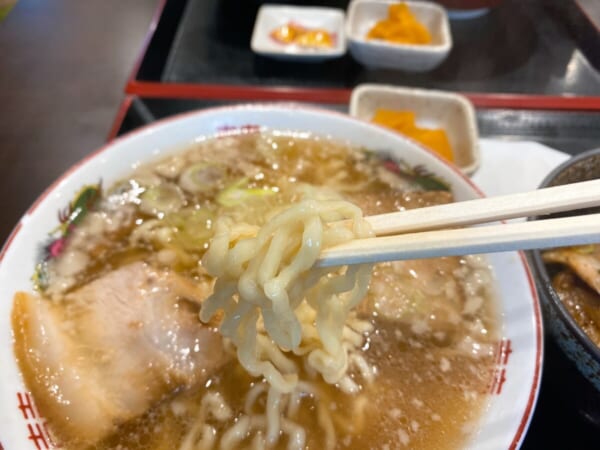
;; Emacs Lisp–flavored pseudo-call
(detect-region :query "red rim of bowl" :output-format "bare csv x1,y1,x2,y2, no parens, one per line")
0,103,543,450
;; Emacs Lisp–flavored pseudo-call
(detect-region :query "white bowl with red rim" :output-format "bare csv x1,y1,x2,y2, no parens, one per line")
0,104,541,449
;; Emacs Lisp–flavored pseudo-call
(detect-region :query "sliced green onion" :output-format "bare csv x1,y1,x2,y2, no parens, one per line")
179,162,226,194
216,178,276,207
139,183,186,216
166,208,215,252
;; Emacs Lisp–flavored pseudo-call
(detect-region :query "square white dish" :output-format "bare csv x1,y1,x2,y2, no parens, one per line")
346,0,452,71
251,5,346,61
350,83,480,174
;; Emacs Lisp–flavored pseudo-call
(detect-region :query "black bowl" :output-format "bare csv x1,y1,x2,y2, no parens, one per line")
528,148,600,426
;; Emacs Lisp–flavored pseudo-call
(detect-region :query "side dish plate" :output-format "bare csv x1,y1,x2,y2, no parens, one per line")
251,5,346,61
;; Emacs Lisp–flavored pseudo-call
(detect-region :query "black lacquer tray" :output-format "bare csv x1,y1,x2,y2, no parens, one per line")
126,0,600,109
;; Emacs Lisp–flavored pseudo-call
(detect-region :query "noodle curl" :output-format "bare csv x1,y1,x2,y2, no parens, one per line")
200,198,373,392
191,198,376,449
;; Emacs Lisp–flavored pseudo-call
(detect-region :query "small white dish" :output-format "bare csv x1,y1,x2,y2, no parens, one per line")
350,83,480,174
346,0,452,71
250,5,346,61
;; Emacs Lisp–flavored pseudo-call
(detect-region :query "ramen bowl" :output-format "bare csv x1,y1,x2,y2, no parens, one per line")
0,104,541,449
528,148,600,425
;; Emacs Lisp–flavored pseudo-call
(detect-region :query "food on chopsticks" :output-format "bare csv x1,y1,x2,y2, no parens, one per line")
543,245,600,346
367,3,431,45
12,131,499,449
372,108,455,162
270,22,335,49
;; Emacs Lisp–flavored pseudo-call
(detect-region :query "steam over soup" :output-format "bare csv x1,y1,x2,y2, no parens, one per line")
12,131,500,450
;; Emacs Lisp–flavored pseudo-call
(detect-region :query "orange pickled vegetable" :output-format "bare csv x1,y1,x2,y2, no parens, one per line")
270,23,335,48
367,3,431,45
295,29,334,48
372,109,454,162
270,23,300,44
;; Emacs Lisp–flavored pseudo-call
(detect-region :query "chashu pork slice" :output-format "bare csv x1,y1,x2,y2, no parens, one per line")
543,245,600,295
12,261,227,448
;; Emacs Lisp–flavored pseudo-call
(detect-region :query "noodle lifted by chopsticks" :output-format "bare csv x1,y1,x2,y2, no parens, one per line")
201,199,374,391
193,198,375,448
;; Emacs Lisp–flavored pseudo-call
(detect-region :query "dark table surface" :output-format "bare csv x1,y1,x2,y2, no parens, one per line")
0,0,158,244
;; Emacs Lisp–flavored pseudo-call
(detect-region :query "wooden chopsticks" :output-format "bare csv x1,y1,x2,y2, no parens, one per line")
317,179,600,267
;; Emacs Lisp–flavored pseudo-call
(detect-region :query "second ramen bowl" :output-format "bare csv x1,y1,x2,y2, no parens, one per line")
528,148,600,426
